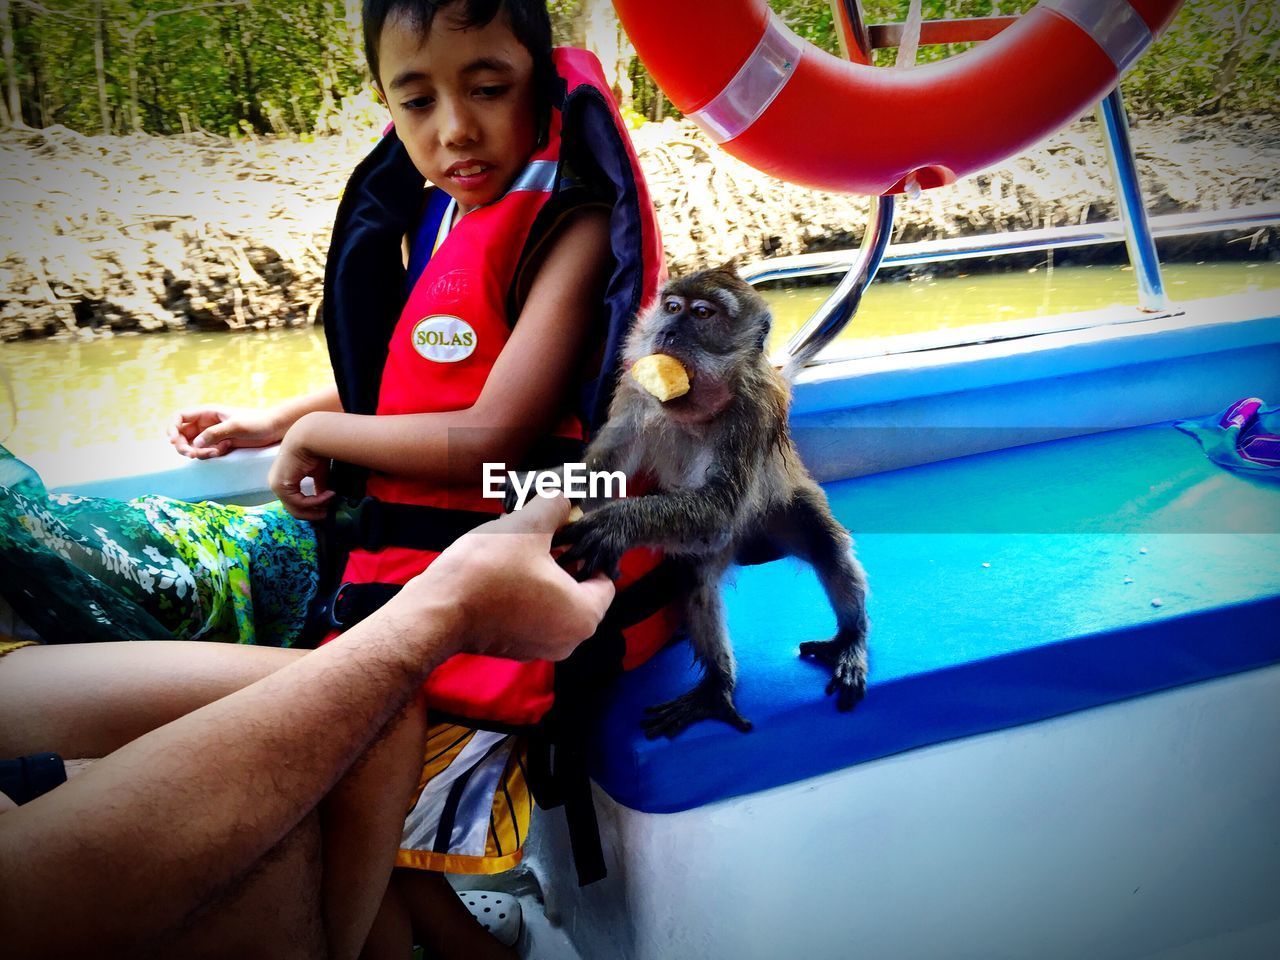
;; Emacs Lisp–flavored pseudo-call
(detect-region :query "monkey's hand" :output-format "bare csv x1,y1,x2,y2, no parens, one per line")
642,679,753,739
798,630,868,711
553,502,629,580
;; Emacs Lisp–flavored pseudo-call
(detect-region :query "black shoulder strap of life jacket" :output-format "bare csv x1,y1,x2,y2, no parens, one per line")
550,80,652,435
323,131,423,425
303,132,423,644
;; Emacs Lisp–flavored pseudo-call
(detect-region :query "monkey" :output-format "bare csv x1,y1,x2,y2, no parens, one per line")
552,261,870,739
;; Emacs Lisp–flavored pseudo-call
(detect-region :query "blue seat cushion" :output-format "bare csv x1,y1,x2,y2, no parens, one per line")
588,421,1280,813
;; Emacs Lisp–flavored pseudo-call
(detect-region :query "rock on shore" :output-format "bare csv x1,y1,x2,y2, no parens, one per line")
0,114,1275,341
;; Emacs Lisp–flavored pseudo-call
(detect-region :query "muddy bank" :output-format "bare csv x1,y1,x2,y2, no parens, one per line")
0,113,1275,341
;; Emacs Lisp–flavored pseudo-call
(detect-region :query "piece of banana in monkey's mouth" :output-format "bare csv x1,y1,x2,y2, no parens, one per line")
631,353,691,402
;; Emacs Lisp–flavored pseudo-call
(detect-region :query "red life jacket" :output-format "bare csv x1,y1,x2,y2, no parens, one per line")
321,49,680,730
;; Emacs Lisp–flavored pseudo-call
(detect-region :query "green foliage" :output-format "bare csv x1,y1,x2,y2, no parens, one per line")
724,1,1276,115
1123,0,1279,116
774,0,839,51
5,0,366,134
0,0,1274,136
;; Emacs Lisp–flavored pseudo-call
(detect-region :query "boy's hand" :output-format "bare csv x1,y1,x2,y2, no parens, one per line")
395,495,615,662
169,405,284,460
269,426,336,521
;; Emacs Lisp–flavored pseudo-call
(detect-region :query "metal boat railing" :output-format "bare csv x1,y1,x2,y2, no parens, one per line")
1097,87,1168,311
748,203,1280,285
774,1,1248,371
779,195,895,378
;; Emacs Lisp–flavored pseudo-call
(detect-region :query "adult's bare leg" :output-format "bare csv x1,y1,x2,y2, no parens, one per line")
0,762,334,960
0,643,427,959
0,641,302,758
323,696,429,960
360,874,415,960
399,869,519,960
158,696,428,960
150,810,330,960
0,641,429,955
0,617,434,958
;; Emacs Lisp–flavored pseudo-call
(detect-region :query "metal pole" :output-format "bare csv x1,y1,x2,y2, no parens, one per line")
779,194,895,377
829,0,873,63
1096,87,1168,311
777,1,889,376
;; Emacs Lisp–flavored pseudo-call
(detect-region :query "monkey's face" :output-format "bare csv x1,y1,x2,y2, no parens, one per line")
626,263,772,421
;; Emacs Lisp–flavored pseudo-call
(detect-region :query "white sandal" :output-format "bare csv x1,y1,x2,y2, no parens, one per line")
458,889,523,947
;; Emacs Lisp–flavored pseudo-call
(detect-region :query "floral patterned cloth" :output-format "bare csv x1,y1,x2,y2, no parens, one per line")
0,444,318,646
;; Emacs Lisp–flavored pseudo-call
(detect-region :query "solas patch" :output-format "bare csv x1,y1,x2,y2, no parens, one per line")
411,315,477,363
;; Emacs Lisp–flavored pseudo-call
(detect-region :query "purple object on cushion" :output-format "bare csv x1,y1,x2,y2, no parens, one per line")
1177,397,1280,474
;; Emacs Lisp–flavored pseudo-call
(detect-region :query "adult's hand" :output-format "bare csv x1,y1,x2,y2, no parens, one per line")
168,405,285,460
395,495,616,662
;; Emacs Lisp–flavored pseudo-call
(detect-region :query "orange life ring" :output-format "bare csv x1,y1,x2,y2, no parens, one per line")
614,0,1183,195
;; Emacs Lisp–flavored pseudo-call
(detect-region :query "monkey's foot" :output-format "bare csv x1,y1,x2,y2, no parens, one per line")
642,683,753,739
798,635,867,711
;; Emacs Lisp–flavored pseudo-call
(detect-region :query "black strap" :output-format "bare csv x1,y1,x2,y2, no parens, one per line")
0,752,66,806
523,624,622,816
328,434,587,555
525,736,560,808
559,739,608,885
520,434,589,470
525,731,609,885
539,617,628,886
600,556,696,631
316,582,401,631
331,498,496,553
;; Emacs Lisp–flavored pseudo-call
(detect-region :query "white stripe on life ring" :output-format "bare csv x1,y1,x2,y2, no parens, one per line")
1041,0,1153,73
688,11,805,144
505,158,558,196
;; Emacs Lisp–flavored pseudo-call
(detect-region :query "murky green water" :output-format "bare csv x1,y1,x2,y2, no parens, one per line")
2,260,1277,459
1,326,333,460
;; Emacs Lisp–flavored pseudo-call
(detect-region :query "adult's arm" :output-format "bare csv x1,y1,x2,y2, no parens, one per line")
0,496,612,957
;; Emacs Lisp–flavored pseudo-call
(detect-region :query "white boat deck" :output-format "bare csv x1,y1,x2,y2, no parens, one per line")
519,666,1280,960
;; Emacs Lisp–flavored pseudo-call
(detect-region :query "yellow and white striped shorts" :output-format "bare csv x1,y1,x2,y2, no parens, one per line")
396,720,532,875
0,637,37,660
0,632,37,660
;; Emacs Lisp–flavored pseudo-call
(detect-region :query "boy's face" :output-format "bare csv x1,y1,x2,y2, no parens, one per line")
376,5,539,215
